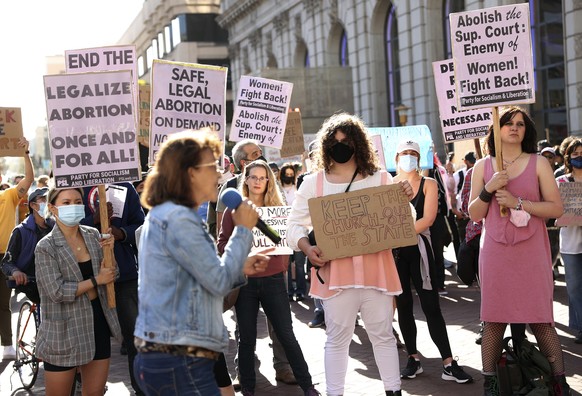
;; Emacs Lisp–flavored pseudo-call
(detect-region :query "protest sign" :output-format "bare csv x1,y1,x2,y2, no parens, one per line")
371,135,386,171
432,59,491,142
65,45,139,126
44,70,140,188
450,3,534,110
308,185,417,260
556,182,582,227
0,107,24,157
229,76,293,149
280,110,304,158
138,83,150,147
369,125,433,172
150,60,227,162
251,206,293,255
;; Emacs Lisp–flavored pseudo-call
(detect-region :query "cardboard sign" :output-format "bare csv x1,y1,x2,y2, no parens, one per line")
44,70,140,188
432,59,491,142
229,76,293,149
138,83,150,147
556,182,582,227
280,111,304,158
369,125,434,172
450,3,535,110
150,60,227,162
0,107,24,157
251,206,293,255
308,185,417,260
65,45,139,127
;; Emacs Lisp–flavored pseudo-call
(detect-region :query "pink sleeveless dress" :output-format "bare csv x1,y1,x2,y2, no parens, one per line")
479,155,554,324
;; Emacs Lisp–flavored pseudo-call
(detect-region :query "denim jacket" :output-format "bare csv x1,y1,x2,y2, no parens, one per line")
134,201,251,352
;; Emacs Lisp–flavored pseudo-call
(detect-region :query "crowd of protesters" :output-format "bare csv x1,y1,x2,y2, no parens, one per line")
0,107,579,395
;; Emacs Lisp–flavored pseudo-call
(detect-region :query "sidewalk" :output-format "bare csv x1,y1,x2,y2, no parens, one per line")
1,247,581,395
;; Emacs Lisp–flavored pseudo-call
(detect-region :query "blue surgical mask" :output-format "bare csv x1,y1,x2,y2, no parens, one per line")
398,155,418,173
56,205,86,226
570,156,582,169
36,202,47,217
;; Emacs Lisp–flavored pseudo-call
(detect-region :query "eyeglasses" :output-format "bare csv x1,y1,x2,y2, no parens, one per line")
247,175,269,183
194,160,223,172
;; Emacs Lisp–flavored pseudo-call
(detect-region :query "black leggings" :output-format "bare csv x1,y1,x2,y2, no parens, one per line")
213,353,232,387
395,243,452,360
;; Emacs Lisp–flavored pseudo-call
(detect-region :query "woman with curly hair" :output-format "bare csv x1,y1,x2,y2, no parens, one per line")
218,160,320,396
287,113,413,396
469,106,570,395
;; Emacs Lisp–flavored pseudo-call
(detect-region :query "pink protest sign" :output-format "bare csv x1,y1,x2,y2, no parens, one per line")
65,45,139,127
432,59,491,142
450,3,535,110
229,76,293,149
44,70,140,188
150,60,227,162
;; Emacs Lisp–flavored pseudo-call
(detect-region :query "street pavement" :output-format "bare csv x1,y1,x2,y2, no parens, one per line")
1,246,581,395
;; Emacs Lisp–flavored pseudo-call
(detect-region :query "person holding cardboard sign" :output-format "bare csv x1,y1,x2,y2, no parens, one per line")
556,138,582,347
218,159,320,396
288,113,413,396
468,106,569,395
34,186,121,395
392,140,473,385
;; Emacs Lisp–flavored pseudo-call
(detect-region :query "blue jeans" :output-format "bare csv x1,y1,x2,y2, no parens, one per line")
116,279,142,394
134,352,220,396
562,253,582,331
235,272,312,392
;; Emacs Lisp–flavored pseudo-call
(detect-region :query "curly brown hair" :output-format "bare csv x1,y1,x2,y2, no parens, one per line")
141,129,222,209
313,113,380,176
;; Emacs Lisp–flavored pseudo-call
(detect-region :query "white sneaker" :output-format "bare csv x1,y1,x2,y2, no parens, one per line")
2,345,16,360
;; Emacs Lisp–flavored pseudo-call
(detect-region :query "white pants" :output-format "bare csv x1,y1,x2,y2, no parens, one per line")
322,288,400,395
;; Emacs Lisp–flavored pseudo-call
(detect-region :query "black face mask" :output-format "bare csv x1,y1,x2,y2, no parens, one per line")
256,155,267,163
281,176,295,185
329,142,354,164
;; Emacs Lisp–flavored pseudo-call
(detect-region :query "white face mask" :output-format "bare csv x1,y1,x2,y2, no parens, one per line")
398,154,418,173
36,202,47,217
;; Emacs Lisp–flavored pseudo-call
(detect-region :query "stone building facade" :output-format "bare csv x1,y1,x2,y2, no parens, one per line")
216,0,582,156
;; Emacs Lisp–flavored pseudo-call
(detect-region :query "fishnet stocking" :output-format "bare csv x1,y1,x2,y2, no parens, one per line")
529,323,565,375
481,322,507,373
480,322,565,375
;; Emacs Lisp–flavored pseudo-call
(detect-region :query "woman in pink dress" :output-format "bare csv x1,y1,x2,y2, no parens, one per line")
468,106,569,395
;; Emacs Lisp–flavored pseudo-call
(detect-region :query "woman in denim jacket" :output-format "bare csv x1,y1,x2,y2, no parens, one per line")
133,129,270,396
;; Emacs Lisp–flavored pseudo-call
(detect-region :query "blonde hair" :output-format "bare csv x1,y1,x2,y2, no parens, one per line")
240,160,284,206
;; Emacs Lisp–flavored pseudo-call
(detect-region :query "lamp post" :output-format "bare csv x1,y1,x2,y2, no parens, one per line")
396,104,410,126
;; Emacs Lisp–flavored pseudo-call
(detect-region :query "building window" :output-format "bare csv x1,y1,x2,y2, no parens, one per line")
171,17,182,48
158,32,165,57
137,55,145,78
165,25,172,53
385,4,401,126
530,0,566,142
305,52,310,68
340,30,348,66
443,0,465,59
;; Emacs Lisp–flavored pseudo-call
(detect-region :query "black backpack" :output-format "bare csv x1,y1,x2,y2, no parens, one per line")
496,336,554,396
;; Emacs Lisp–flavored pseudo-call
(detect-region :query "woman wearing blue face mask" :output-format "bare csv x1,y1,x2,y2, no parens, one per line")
392,140,473,385
35,186,122,395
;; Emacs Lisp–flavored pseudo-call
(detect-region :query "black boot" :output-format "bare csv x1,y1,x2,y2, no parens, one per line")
386,391,402,396
552,374,571,396
483,374,499,396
